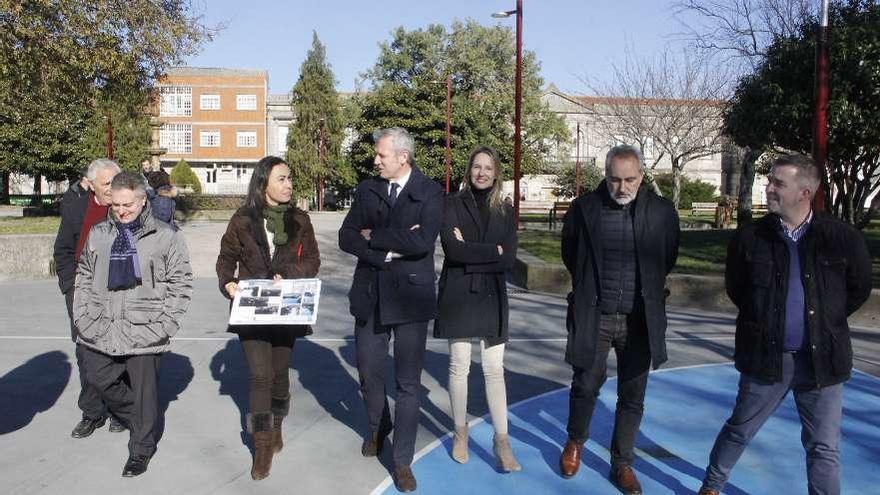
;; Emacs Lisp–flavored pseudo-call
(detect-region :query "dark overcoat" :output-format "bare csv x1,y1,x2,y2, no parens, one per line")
216,206,321,338
338,167,443,326
434,190,517,345
561,182,680,370
726,213,872,386
53,183,90,295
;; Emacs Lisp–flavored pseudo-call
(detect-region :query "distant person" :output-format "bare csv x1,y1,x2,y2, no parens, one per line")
338,127,443,492
559,145,679,494
697,155,873,495
434,146,520,472
145,169,178,228
74,171,193,477
215,156,320,481
53,159,126,438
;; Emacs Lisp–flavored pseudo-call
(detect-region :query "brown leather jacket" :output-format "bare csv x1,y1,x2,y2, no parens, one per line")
216,206,320,335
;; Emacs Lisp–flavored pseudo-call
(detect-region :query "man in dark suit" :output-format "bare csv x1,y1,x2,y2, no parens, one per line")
339,127,443,492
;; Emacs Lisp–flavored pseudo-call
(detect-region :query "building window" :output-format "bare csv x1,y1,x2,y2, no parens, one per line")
237,131,257,148
160,123,192,154
277,126,289,154
200,94,220,110
200,130,220,148
236,94,257,110
159,86,192,117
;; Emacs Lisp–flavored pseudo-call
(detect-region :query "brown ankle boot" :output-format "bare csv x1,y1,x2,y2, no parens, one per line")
270,396,290,454
248,412,274,480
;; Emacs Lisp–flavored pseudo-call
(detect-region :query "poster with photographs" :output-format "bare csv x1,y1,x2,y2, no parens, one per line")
228,278,322,326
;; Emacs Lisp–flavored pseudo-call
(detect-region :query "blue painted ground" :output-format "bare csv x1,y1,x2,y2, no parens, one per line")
377,364,880,494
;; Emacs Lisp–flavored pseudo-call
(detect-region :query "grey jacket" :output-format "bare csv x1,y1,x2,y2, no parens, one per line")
73,202,193,355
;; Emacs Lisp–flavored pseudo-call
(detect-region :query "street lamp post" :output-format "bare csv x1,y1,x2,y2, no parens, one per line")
812,0,831,213
318,118,326,212
493,0,523,226
106,112,114,159
575,122,582,197
445,75,452,193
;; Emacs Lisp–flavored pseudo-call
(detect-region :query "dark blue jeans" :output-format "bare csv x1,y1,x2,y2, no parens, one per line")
566,311,651,467
702,352,843,495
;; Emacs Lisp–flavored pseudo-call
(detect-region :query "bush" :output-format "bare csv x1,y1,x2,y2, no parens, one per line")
652,173,717,209
175,194,244,212
552,160,603,199
169,159,202,194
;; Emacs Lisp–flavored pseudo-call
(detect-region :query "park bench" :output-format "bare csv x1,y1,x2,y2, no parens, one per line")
548,201,571,229
691,201,717,216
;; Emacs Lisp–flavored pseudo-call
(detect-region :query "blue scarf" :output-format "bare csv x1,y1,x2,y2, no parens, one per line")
108,218,142,291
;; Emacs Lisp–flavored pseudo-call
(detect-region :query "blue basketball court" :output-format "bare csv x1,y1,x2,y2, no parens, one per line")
375,364,880,494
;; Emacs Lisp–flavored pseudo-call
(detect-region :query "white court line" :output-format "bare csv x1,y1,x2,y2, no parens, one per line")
0,335,736,342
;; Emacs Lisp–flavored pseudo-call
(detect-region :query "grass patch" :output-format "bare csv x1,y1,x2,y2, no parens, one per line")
0,216,61,234
519,223,880,286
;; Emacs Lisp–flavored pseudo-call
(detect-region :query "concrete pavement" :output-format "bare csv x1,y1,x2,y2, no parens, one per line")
1,212,877,494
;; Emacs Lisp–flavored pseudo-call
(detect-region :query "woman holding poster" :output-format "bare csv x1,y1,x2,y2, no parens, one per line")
216,155,320,480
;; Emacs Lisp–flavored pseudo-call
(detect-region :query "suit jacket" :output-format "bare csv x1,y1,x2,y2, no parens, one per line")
434,190,517,345
339,166,443,325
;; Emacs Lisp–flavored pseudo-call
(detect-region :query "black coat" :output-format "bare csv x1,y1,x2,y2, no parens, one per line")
726,213,872,386
562,182,680,370
53,183,89,295
434,190,517,345
339,167,444,325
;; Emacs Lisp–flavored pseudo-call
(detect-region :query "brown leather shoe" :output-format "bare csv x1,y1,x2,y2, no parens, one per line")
393,465,417,492
559,439,583,478
697,488,719,495
609,465,642,495
361,429,390,457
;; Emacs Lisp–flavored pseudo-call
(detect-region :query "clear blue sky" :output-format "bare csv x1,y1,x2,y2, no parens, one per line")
184,0,690,94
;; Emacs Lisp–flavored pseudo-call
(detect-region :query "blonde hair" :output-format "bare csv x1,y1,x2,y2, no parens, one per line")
461,146,505,213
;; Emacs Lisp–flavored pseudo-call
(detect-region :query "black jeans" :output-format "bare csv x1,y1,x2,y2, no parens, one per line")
239,330,296,414
79,346,161,457
355,307,428,467
567,311,651,467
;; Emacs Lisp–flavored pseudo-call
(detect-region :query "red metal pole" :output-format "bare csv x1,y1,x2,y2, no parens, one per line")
445,75,452,193
106,112,114,159
575,122,581,197
318,121,326,211
513,0,523,227
812,1,830,213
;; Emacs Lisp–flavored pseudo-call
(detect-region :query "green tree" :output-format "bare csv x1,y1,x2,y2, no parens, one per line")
349,20,568,183
653,173,718,209
81,95,152,173
169,159,201,194
725,0,880,227
552,159,603,199
286,32,353,204
0,0,211,202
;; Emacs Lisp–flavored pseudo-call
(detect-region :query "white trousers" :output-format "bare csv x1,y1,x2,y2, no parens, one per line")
448,338,509,434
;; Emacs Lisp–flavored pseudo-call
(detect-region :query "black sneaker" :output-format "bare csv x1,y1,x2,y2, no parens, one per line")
109,416,127,433
122,455,151,477
71,416,107,438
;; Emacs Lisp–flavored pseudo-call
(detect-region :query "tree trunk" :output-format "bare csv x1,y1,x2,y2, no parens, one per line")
32,173,42,206
671,161,682,209
737,148,761,226
0,171,9,204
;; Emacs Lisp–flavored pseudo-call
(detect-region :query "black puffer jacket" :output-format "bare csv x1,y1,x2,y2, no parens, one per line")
726,213,872,386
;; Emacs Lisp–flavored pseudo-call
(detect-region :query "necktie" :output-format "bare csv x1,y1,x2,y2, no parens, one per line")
389,182,400,207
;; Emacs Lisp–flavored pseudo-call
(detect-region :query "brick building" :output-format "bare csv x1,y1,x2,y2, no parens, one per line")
156,67,268,194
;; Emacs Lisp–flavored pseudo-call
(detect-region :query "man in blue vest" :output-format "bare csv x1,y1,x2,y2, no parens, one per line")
698,154,873,495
